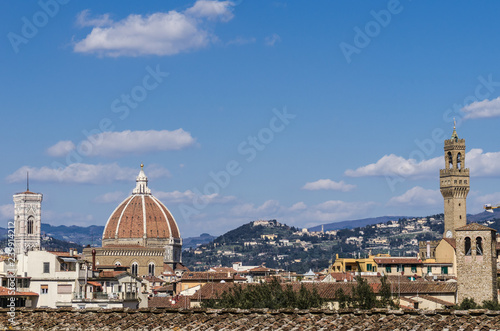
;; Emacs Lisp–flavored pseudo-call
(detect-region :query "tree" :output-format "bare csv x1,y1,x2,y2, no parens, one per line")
378,275,398,308
202,278,323,309
350,276,377,309
454,298,478,310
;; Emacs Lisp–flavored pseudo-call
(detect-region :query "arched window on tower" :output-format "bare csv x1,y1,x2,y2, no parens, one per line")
457,153,462,170
476,237,483,256
448,152,453,169
131,263,138,276
27,216,34,235
148,263,155,276
465,237,471,256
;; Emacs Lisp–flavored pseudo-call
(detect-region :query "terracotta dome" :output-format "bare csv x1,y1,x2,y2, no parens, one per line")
102,165,180,247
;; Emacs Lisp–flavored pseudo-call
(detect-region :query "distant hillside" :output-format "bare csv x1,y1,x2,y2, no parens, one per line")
467,209,500,223
308,216,411,232
41,223,104,246
183,233,216,249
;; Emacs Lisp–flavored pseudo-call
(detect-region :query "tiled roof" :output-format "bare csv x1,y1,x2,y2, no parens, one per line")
210,267,237,273
181,272,245,281
87,281,102,287
6,308,500,329
148,296,190,308
456,223,495,232
247,266,271,272
143,275,164,283
397,282,456,294
99,270,127,278
48,251,81,258
0,286,38,297
326,272,356,282
442,238,456,249
373,257,421,265
419,295,454,307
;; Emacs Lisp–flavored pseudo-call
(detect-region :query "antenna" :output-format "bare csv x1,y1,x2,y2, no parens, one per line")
27,171,29,191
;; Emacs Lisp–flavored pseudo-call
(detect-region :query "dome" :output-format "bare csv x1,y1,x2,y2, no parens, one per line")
102,165,181,247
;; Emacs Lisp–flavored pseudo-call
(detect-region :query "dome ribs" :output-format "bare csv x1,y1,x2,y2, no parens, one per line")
102,196,132,240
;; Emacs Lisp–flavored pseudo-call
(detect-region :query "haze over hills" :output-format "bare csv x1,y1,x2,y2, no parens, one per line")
1,210,498,250
308,216,412,232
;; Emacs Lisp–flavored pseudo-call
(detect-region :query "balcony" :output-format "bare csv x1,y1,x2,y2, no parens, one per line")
72,292,138,301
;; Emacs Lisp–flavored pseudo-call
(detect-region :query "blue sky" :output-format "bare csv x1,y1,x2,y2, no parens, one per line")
2,0,500,237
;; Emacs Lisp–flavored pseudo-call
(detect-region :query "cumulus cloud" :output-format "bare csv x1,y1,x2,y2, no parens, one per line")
386,186,441,207
302,179,356,192
154,190,236,205
92,191,126,204
47,129,196,158
74,1,235,57
46,140,76,157
462,97,500,119
6,163,170,184
345,148,500,179
185,0,235,21
264,33,281,46
0,204,14,221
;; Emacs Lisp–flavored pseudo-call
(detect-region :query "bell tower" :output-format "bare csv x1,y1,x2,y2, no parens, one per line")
440,122,469,239
13,182,43,255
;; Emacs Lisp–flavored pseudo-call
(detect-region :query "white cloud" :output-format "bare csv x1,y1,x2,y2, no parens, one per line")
0,204,14,221
154,189,236,205
462,97,500,119
185,0,235,22
345,148,500,179
6,163,170,184
386,186,441,207
92,191,126,204
345,154,441,179
76,9,113,27
47,129,196,158
46,140,76,157
472,192,500,213
265,33,281,46
74,1,235,57
226,36,256,46
302,179,356,192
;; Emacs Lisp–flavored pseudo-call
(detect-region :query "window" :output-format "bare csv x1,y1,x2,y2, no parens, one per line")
476,237,483,256
448,152,453,169
41,285,48,294
366,264,372,272
148,263,155,275
465,237,471,256
57,284,72,294
411,265,417,273
27,216,34,235
60,262,68,271
43,262,50,273
457,153,462,169
441,266,448,275
385,266,391,273
396,265,402,272
131,263,138,276
427,266,432,274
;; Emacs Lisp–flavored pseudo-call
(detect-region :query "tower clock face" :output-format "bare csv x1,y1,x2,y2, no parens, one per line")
446,230,452,238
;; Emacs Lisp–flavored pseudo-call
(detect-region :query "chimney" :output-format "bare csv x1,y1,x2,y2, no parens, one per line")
426,241,430,259
69,248,74,257
92,249,96,271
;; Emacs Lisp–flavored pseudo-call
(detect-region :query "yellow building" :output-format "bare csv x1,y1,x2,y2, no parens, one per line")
330,254,390,273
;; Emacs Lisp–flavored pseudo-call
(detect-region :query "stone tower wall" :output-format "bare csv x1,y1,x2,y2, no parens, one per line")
456,229,497,304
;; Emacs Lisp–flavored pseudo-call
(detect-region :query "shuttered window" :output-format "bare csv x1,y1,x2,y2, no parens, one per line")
57,284,72,294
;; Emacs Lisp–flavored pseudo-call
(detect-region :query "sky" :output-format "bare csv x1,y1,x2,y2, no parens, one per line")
2,0,500,238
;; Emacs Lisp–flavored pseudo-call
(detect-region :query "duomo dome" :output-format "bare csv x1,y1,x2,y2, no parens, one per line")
102,165,181,250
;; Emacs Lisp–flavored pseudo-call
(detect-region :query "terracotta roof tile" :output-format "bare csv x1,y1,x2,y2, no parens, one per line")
456,223,496,232
0,286,38,297
442,238,456,249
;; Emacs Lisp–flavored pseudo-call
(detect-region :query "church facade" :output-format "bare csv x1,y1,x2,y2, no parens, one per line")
83,165,183,277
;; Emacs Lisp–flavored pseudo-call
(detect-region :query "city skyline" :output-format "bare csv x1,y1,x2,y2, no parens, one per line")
2,1,500,237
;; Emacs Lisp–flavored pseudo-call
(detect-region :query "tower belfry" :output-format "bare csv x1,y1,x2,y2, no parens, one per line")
440,122,470,238
13,185,43,255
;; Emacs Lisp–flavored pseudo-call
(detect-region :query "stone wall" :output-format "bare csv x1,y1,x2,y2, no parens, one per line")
2,308,500,330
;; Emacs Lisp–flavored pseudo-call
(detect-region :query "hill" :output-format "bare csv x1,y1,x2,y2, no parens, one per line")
308,216,411,232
